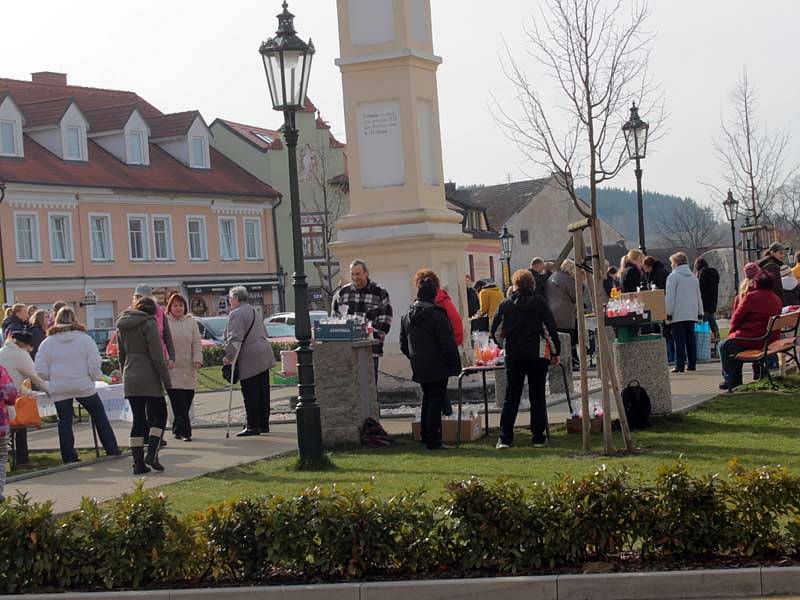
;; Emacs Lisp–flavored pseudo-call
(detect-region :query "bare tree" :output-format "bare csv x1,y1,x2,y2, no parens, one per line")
655,199,723,251
303,134,348,311
705,70,797,226
771,175,800,239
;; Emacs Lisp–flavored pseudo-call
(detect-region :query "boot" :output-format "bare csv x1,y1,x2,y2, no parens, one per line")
144,429,165,472
132,447,150,475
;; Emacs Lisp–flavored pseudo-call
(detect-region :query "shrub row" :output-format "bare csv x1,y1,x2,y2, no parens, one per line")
201,341,296,367
2,461,800,594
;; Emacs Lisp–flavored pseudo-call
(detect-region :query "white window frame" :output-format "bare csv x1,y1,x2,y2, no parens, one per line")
14,211,41,263
0,119,18,157
190,136,207,168
128,130,145,165
152,214,174,261
47,212,75,262
218,216,239,261
127,214,149,261
186,215,208,261
88,212,114,262
64,125,83,160
243,217,263,261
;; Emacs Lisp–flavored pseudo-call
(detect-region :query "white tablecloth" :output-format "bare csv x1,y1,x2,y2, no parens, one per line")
35,382,132,422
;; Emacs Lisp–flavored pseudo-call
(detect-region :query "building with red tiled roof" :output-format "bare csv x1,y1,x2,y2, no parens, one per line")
0,72,284,322
210,97,347,309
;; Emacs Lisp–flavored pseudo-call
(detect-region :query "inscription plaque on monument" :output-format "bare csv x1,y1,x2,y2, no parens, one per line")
358,100,405,189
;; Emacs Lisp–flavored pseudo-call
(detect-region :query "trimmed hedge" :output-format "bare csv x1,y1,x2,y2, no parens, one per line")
2,462,800,593
202,342,296,367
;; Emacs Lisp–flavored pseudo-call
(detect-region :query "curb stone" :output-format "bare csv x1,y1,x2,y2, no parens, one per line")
2,567,797,599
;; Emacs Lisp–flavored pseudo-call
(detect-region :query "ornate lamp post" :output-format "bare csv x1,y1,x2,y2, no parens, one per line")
722,190,740,293
260,1,322,465
499,225,514,293
0,180,7,304
622,102,650,254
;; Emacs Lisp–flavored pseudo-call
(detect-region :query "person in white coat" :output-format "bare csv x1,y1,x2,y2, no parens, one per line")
665,252,704,373
35,307,120,463
0,331,49,465
165,293,202,442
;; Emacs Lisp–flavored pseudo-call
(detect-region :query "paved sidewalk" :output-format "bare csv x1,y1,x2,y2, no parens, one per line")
8,362,723,514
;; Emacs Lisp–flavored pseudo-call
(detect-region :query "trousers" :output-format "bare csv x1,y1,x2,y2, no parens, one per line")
670,321,697,371
54,394,120,463
129,396,167,447
420,380,448,448
0,432,8,500
167,388,195,439
240,370,270,431
499,355,549,445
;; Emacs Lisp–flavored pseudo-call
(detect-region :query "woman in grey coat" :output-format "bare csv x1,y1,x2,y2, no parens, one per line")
545,259,579,367
224,286,275,437
117,297,172,474
665,252,704,373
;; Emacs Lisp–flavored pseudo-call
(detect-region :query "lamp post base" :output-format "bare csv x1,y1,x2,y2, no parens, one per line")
295,401,325,469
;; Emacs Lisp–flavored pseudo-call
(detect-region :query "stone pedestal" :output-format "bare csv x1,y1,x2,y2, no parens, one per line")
315,340,379,446
612,337,672,415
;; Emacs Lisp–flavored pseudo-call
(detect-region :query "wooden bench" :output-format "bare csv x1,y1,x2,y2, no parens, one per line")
733,310,800,389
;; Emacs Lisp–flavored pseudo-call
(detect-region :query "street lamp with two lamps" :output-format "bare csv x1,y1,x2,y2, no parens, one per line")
622,102,650,255
722,190,740,292
499,225,514,293
259,1,323,466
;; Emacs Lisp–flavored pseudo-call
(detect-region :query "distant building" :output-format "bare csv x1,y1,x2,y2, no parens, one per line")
0,72,281,327
444,183,501,282
210,99,347,311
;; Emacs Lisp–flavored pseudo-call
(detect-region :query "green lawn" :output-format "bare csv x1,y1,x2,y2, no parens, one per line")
196,366,238,392
159,391,800,515
7,448,103,477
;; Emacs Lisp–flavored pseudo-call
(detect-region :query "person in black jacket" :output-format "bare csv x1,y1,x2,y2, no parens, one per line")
758,242,787,303
603,266,619,298
491,269,561,448
643,256,669,290
619,249,645,292
694,257,720,340
1,304,28,340
529,257,551,296
465,274,480,335
400,271,461,450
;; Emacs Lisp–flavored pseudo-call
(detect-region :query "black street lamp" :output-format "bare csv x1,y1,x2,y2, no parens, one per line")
622,102,650,254
260,1,322,465
499,225,514,292
723,190,740,293
0,180,7,305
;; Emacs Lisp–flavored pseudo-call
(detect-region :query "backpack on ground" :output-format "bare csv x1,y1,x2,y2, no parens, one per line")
621,380,652,429
360,417,393,447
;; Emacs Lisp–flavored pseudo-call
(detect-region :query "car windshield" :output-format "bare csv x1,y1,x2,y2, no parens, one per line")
266,322,295,338
201,317,228,338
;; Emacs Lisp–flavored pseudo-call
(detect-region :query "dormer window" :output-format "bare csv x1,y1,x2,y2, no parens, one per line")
128,130,144,164
190,136,208,168
64,125,83,160
0,120,17,155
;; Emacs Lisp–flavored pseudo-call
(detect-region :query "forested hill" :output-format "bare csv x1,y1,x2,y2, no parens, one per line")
576,186,687,241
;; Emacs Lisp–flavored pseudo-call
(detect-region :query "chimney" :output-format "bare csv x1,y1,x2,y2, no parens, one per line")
31,72,67,86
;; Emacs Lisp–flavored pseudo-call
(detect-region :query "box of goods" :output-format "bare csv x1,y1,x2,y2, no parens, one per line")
620,290,667,322
565,416,602,434
313,321,368,342
412,413,482,444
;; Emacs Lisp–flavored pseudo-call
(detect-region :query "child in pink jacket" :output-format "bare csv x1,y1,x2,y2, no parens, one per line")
0,365,19,502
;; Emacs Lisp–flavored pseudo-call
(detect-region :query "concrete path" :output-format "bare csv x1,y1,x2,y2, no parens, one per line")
7,362,724,514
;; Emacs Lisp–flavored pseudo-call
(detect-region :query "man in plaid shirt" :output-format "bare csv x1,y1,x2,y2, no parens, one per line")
333,259,393,380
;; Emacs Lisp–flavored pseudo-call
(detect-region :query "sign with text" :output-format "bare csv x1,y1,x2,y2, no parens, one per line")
358,100,405,189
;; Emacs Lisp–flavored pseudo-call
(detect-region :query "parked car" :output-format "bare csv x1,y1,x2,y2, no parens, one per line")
266,311,328,327
265,322,297,344
88,328,115,356
196,317,228,345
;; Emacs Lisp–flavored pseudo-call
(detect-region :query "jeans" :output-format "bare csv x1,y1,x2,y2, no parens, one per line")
54,394,120,463
13,428,28,465
167,388,195,439
704,312,720,338
128,396,167,447
499,355,549,445
420,380,447,448
720,339,748,385
670,321,697,371
240,370,270,431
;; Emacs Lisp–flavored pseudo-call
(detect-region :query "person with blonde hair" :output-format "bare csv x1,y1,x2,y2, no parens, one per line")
665,252,704,373
620,249,645,293
492,269,560,449
1,304,28,339
35,307,120,463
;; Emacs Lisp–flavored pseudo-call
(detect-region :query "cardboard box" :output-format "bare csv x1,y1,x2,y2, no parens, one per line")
412,414,483,444
620,289,667,322
565,416,602,434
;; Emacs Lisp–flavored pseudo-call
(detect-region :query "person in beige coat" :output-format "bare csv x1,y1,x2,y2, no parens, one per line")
165,294,202,442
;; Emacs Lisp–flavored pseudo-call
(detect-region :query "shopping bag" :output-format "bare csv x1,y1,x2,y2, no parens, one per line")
9,394,42,429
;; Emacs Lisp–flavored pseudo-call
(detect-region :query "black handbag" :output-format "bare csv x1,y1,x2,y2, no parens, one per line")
222,311,256,384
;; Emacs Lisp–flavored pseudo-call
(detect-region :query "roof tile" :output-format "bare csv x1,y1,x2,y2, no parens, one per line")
83,104,137,133
18,97,75,129
148,111,200,139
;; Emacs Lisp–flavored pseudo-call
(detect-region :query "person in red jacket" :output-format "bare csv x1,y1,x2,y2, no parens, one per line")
719,269,782,390
435,287,464,347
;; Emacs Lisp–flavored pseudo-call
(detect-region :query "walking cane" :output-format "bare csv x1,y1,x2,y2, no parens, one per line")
225,346,242,439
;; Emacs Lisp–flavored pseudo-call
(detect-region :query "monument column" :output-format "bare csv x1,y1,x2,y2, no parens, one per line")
332,0,470,377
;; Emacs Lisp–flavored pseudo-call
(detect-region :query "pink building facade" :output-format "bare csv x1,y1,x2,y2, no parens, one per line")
0,73,282,329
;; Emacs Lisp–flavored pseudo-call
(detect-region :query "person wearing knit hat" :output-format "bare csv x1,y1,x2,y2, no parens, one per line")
758,243,786,302
400,269,461,450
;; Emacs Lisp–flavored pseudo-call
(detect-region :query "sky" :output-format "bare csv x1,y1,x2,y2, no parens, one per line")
1,0,798,207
